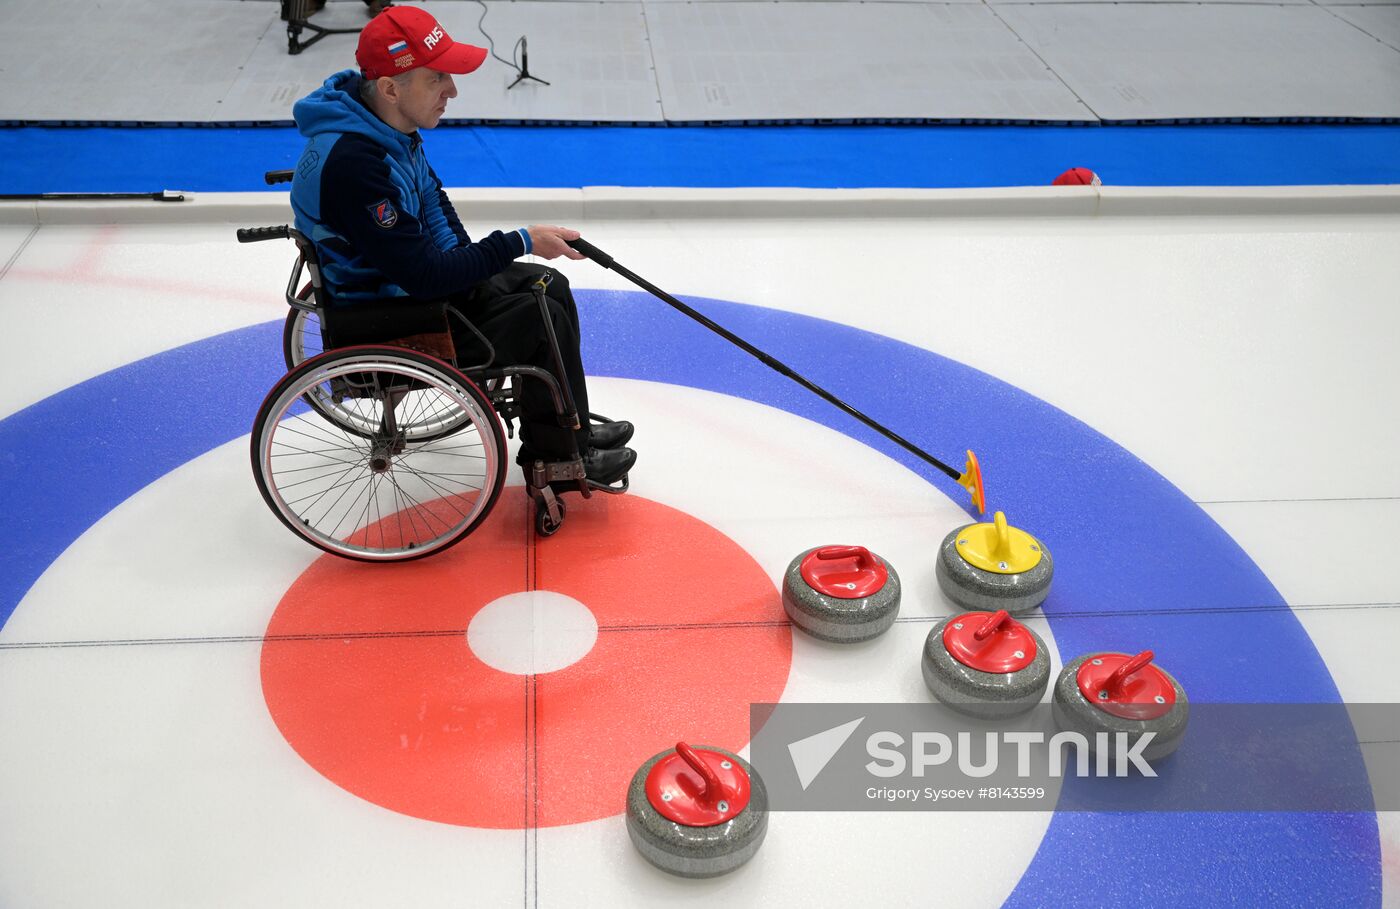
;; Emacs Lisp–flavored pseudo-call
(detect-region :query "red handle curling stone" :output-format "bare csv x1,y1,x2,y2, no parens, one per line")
799,545,889,599
924,611,1050,718
1076,650,1177,720
627,743,770,877
942,610,1037,673
674,742,724,804
645,742,752,826
784,545,903,642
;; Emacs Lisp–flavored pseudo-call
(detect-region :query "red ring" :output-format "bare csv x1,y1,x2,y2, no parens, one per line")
261,488,792,828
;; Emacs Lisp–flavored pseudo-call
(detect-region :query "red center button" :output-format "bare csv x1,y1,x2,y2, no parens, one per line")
1075,651,1176,720
943,610,1037,673
799,546,889,599
645,743,752,827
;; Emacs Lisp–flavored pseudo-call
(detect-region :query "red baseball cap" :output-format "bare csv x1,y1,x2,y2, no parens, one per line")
357,6,488,80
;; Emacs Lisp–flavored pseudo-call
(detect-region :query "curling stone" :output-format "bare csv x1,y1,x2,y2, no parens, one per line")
923,609,1050,719
1052,651,1189,762
781,545,901,642
936,511,1052,616
625,742,768,878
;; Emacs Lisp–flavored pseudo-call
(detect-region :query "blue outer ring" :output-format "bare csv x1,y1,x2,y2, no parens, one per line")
0,290,1380,906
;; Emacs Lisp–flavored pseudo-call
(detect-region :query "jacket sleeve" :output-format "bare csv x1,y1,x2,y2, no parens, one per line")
319,137,524,299
425,162,471,248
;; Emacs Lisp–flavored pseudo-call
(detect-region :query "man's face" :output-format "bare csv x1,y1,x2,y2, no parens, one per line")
394,67,458,130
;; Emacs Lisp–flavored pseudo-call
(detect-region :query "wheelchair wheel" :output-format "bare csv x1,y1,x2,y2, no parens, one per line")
283,297,474,444
252,346,506,561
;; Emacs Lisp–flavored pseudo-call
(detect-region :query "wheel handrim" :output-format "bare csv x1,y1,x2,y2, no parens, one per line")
258,355,500,560
287,307,324,367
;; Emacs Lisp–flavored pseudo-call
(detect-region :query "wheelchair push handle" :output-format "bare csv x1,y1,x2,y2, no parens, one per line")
264,170,294,185
237,225,292,243
565,237,614,269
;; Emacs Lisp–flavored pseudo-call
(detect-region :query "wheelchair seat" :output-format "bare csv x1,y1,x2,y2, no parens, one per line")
320,296,458,363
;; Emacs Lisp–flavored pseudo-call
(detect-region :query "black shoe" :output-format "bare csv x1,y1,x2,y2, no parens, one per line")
588,420,634,451
583,446,636,485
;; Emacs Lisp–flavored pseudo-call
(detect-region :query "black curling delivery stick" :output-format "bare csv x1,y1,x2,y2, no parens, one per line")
565,236,967,483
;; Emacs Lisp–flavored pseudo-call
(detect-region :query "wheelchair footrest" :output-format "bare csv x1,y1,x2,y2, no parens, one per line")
587,474,630,496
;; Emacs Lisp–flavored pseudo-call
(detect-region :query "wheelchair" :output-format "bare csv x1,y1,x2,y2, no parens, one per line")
240,170,628,562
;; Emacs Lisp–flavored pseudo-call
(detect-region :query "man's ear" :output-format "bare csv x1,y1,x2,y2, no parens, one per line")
377,76,399,104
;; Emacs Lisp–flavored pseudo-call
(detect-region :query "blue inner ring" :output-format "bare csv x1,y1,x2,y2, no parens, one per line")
0,291,1380,905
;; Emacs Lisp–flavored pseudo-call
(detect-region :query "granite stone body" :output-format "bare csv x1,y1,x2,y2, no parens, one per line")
935,524,1053,615
625,746,768,878
1052,654,1190,762
922,614,1051,718
781,549,901,642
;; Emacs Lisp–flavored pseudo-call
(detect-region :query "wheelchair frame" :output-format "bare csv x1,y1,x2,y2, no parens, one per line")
241,169,627,560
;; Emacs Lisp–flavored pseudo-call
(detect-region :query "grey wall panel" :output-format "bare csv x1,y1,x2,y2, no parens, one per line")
994,4,1400,120
994,0,1312,5
647,2,1094,121
7,0,1396,124
0,0,276,122
1327,6,1400,52
436,1,663,121
218,2,368,123
221,0,664,122
642,0,988,4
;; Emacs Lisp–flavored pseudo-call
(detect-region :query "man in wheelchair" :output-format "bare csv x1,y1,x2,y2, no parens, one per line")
288,4,636,489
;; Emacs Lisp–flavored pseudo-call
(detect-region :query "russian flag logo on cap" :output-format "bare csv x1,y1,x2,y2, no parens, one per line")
387,40,409,55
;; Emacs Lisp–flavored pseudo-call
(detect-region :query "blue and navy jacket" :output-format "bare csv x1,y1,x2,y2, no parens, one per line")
290,69,530,304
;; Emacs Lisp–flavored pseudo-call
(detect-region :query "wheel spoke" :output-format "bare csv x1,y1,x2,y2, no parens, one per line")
384,473,454,533
391,466,480,516
284,459,371,511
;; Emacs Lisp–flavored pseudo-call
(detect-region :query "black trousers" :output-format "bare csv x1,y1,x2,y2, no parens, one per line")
450,262,590,460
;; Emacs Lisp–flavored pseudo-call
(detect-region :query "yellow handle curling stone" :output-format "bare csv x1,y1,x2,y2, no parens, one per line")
935,511,1053,615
